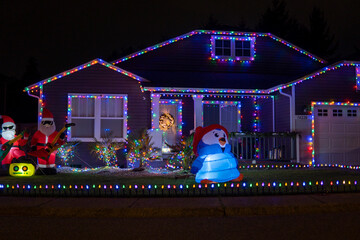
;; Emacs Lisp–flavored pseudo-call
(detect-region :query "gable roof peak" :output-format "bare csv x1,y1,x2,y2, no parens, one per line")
111,29,326,64
24,58,149,92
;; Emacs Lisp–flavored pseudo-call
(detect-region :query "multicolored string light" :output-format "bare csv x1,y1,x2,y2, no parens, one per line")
268,62,360,93
159,99,183,136
67,94,128,140
210,35,256,62
112,30,325,64
356,67,360,91
24,59,147,92
310,101,360,166
56,142,79,165
253,98,260,132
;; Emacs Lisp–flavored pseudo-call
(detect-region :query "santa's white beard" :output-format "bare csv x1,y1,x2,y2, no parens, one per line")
2,130,15,140
40,124,56,137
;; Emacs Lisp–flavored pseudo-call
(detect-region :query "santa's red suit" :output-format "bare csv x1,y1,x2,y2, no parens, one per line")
0,136,28,165
31,131,64,168
31,108,65,168
0,115,28,165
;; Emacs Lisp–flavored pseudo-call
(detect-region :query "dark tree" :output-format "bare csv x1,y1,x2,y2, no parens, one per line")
21,57,41,86
201,14,235,31
6,57,40,123
306,7,338,60
0,73,14,114
202,14,220,30
256,0,295,39
106,46,136,62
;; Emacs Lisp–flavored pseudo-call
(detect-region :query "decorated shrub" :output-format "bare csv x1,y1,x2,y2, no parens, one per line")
89,131,125,167
126,128,160,170
166,133,195,171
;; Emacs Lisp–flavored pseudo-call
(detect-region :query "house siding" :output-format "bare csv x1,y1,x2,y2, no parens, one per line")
181,96,194,136
42,64,150,167
295,67,359,113
257,98,274,132
239,98,254,132
116,34,324,89
274,91,291,132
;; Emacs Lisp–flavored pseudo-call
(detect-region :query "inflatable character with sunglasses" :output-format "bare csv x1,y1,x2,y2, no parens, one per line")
30,108,65,173
0,115,29,169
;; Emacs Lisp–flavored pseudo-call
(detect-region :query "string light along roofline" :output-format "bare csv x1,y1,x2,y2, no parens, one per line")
143,86,270,95
144,61,359,95
267,61,360,93
24,58,149,92
111,29,327,65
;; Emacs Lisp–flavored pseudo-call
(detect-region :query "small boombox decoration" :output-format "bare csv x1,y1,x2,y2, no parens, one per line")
9,163,35,177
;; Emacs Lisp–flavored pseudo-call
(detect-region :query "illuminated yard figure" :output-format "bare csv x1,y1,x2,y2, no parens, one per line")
191,124,243,183
0,115,29,169
28,108,69,173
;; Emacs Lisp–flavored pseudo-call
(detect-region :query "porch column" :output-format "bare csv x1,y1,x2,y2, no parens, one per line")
192,95,204,129
151,93,161,129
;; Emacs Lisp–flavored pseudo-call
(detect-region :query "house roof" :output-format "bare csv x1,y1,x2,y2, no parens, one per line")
268,61,360,93
111,30,327,65
24,58,149,92
144,61,360,95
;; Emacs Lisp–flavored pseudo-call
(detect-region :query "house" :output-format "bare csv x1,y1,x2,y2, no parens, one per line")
24,30,360,167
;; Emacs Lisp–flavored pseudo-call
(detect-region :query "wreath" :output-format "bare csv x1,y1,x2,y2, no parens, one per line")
159,113,175,131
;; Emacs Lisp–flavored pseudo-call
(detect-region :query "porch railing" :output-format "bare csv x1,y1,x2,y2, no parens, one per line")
229,132,299,162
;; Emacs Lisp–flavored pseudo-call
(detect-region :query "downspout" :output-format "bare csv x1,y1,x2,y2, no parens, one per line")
272,96,275,132
26,89,41,129
279,87,294,131
279,86,299,163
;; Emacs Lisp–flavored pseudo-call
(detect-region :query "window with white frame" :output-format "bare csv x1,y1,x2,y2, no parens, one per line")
203,102,241,133
211,36,255,61
68,94,127,141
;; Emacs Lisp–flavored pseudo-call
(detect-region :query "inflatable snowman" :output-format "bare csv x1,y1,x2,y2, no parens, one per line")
191,124,243,183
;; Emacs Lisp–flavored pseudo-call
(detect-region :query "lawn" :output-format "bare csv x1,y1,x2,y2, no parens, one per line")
0,166,358,186
0,166,359,197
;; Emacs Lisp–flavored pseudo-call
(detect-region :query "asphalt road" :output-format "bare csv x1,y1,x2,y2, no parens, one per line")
1,211,360,240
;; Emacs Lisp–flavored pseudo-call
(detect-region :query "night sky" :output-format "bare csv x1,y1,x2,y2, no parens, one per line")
1,0,359,81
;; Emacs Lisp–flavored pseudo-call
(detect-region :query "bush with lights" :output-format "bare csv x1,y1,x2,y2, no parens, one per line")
126,128,160,171
165,133,195,171
56,141,80,166
89,131,125,167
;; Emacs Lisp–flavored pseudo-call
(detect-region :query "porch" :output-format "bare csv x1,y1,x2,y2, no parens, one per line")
229,132,300,163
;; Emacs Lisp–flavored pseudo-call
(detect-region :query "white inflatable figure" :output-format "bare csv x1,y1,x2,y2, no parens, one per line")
191,124,243,183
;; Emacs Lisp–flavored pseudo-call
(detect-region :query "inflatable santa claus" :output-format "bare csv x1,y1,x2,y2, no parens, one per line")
0,115,29,169
31,108,65,171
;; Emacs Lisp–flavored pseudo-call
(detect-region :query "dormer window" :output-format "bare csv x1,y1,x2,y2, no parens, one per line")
211,36,255,61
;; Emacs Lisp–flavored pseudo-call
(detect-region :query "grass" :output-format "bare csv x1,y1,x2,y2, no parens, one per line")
1,167,359,197
0,167,358,186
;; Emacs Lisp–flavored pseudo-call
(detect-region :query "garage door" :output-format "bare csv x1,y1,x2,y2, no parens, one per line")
314,105,360,165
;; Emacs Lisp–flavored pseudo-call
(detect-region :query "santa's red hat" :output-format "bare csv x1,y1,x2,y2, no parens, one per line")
192,124,228,155
1,115,15,128
42,108,54,121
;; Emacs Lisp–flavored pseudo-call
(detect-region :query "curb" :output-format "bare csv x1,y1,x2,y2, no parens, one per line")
1,202,360,218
